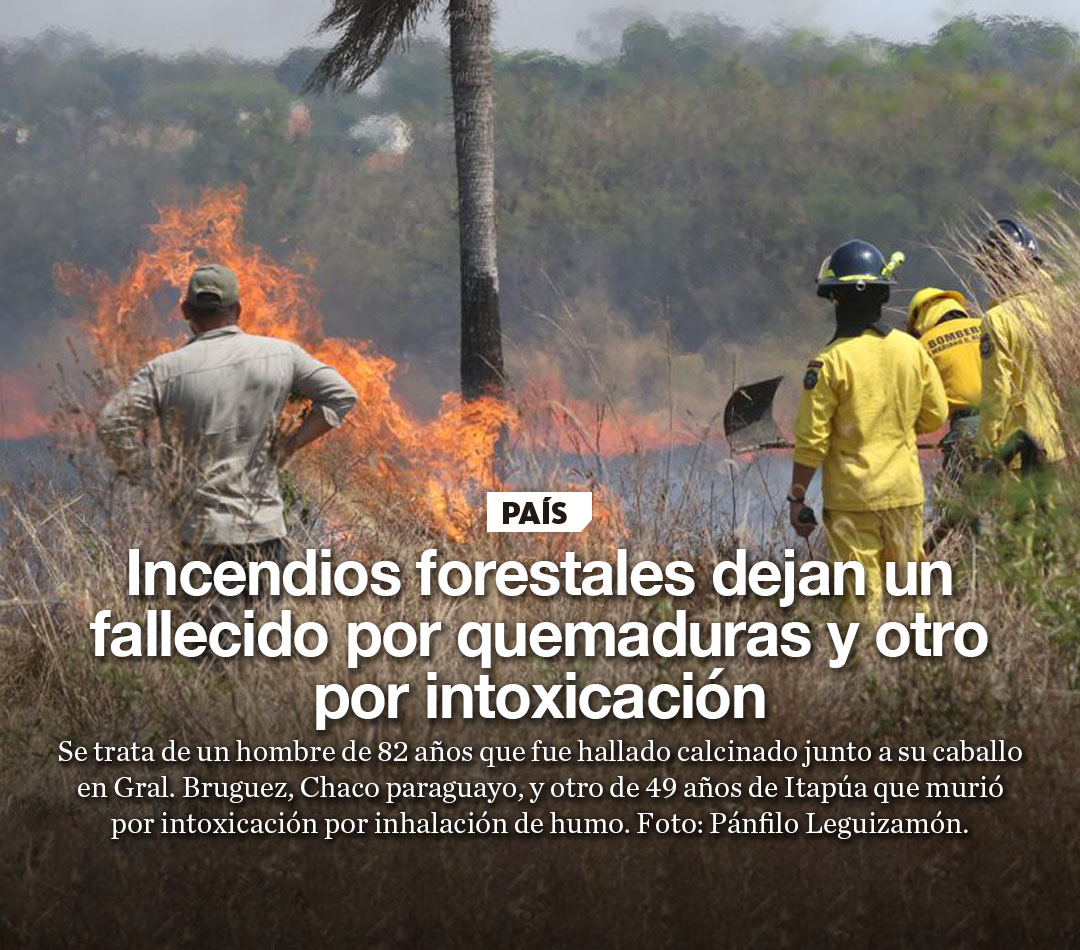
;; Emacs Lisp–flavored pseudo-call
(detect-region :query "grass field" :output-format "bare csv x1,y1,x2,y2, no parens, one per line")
2,215,1079,947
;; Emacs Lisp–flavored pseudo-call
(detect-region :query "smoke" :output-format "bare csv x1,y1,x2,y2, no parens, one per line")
3,0,1079,58
0,1,326,59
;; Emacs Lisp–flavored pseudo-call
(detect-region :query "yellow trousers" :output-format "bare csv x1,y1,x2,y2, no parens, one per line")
823,505,924,619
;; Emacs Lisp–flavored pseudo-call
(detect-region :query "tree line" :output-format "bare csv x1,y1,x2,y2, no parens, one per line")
1,15,1079,407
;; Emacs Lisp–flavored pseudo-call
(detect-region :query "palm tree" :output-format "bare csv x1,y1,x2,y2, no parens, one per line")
307,0,504,401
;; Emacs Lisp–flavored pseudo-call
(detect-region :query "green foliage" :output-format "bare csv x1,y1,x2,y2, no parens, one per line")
969,471,1080,686
4,16,1080,392
377,40,449,115
274,46,329,95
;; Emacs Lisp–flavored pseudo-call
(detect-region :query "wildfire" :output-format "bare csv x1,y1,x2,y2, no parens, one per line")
43,186,726,541
56,186,512,541
517,359,715,457
0,370,51,441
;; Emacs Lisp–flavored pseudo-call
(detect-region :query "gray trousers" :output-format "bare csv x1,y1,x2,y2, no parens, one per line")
182,537,288,628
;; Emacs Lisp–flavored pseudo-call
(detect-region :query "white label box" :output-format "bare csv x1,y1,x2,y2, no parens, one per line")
486,491,593,533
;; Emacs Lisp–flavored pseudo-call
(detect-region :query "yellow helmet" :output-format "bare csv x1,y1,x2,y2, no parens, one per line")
906,287,967,333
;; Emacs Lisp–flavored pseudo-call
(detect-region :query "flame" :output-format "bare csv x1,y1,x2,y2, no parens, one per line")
517,360,715,457
48,185,728,542
0,371,50,440
56,185,513,541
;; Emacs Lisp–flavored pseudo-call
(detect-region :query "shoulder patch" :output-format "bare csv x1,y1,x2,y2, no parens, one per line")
803,368,820,390
980,332,994,359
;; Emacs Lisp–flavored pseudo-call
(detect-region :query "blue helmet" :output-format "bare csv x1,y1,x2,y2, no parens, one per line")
816,239,904,299
982,218,1041,263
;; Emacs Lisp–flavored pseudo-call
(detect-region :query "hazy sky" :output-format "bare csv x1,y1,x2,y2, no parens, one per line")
2,0,1079,60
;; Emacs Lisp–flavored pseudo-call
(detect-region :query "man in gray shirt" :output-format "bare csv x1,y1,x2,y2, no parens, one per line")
98,263,358,565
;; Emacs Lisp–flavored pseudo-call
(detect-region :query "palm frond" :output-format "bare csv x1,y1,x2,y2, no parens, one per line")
305,0,442,93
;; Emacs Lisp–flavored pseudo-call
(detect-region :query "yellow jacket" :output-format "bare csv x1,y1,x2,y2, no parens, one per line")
794,326,948,512
910,298,982,413
977,291,1065,463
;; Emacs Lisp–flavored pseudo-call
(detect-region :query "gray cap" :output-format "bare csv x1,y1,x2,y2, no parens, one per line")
185,263,240,310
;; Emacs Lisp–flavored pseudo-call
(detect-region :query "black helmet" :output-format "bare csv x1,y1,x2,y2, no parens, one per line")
981,218,1041,263
816,239,904,299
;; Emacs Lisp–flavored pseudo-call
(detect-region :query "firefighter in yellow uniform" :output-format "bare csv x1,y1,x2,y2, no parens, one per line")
788,240,948,618
907,288,982,480
974,219,1065,473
